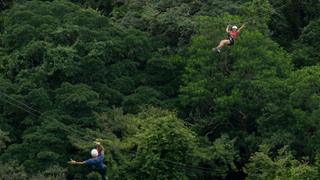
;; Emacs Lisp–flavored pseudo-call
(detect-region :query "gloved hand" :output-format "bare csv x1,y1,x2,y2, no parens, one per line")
68,159,76,164
94,141,100,145
228,22,232,30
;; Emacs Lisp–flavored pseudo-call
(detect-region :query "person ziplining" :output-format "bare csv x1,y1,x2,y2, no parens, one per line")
212,22,248,52
68,140,108,180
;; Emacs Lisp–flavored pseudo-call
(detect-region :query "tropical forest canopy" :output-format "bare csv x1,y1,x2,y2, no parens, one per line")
1,0,320,179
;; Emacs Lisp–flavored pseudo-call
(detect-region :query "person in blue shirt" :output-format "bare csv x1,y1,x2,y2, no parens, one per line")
68,143,108,180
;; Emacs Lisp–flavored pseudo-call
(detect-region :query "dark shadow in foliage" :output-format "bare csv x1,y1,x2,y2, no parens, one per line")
291,18,320,68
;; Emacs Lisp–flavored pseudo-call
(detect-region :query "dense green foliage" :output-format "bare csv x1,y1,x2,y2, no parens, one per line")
1,0,320,179
244,145,318,180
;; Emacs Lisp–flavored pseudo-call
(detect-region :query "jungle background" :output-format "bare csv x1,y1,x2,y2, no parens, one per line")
1,0,320,179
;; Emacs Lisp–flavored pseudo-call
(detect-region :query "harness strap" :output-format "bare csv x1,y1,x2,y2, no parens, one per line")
228,36,235,45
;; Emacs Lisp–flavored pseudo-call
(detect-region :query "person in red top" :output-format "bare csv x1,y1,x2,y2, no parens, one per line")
213,22,247,53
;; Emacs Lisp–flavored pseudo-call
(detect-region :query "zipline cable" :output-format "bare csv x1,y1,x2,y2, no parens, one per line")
105,141,230,172
111,148,226,173
231,1,291,24
0,91,234,173
0,95,86,139
0,92,85,133
121,0,290,25
12,95,232,172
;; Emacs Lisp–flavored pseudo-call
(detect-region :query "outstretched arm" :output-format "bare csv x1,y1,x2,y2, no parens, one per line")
75,161,86,165
226,22,232,33
226,27,231,33
68,160,86,165
99,144,105,155
94,141,105,155
237,22,248,33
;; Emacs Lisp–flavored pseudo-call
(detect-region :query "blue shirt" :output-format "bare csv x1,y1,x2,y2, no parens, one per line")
86,154,104,170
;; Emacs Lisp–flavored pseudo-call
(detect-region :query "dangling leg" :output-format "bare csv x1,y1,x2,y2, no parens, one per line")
100,165,108,180
213,39,231,52
217,40,231,49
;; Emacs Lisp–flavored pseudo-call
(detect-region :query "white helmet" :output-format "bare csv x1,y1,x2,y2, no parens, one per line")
232,26,237,29
91,149,98,157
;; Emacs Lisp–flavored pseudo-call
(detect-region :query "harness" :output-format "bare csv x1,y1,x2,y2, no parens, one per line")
228,34,235,45
97,145,100,157
95,139,100,157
